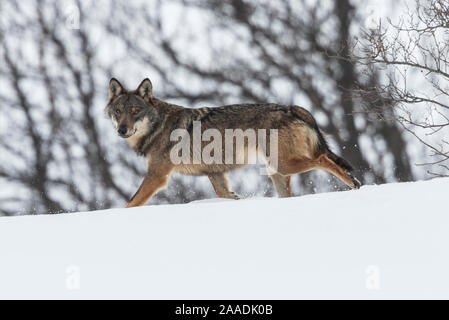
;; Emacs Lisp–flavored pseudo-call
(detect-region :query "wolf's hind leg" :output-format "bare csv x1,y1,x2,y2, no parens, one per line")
316,154,361,189
270,173,292,198
208,173,240,200
277,154,361,190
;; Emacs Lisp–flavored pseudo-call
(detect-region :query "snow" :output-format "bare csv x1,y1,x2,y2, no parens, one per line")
0,178,448,299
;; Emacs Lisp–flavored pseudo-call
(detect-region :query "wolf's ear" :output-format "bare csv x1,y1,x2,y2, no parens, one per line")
109,78,125,100
136,78,153,101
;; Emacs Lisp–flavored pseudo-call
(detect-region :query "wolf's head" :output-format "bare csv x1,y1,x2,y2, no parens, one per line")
105,78,153,138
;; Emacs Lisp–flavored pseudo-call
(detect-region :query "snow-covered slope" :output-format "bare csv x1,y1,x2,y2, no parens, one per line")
0,178,448,299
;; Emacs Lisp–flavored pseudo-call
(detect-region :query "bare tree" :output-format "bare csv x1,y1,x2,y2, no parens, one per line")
0,0,420,215
354,0,449,177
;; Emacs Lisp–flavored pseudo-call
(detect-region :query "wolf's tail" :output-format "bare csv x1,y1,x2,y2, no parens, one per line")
325,149,354,172
314,126,354,172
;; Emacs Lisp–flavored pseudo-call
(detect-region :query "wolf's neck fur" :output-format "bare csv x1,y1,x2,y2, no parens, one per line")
126,117,151,149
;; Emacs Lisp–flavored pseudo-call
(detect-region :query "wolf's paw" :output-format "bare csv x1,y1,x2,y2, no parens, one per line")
349,174,362,189
228,192,241,200
232,193,241,200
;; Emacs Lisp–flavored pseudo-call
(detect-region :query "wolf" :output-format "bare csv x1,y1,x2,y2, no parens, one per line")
105,78,361,207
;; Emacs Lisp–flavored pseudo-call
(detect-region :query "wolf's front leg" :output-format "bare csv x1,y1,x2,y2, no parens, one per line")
126,166,172,208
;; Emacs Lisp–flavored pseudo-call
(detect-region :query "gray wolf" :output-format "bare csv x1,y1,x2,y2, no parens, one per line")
105,78,361,207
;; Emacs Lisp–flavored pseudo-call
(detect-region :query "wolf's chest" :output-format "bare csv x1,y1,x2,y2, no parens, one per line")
126,135,142,149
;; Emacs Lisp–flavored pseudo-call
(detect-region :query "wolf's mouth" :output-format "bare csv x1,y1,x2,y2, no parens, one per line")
119,129,137,139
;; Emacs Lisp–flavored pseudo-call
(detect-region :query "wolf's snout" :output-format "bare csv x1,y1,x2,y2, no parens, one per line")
118,126,128,137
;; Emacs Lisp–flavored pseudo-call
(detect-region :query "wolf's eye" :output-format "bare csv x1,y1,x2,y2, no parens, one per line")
132,108,141,115
115,109,121,116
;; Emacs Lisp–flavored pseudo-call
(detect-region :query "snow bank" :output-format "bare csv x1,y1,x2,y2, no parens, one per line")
0,178,448,299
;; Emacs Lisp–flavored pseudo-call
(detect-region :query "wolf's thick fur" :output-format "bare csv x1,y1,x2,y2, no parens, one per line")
105,78,361,207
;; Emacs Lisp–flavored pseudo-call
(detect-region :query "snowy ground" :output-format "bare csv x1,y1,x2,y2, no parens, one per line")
0,178,448,299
